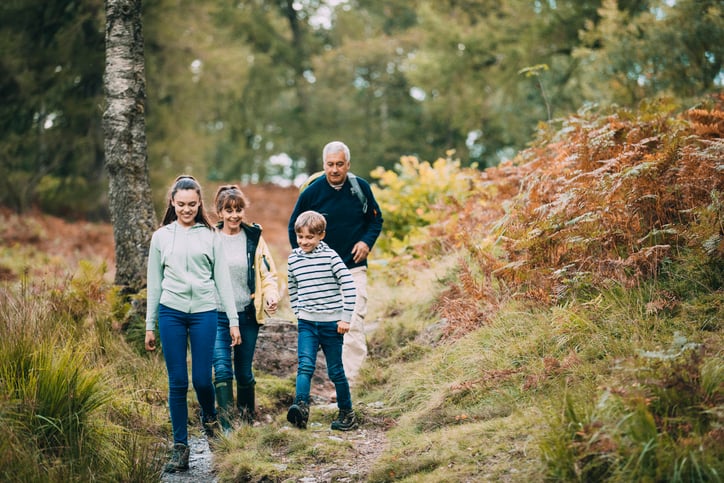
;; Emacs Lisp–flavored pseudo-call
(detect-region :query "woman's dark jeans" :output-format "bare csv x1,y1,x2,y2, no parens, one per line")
213,309,259,385
158,304,217,445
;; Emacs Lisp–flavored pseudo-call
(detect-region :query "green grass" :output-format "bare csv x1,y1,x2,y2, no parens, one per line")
0,266,164,482
369,410,544,482
204,236,723,482
354,244,721,482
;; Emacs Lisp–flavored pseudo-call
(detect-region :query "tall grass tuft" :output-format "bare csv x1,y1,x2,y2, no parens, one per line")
0,265,164,481
542,341,723,481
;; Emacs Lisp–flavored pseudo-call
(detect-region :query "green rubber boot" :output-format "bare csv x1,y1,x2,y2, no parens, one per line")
237,382,256,425
214,379,235,432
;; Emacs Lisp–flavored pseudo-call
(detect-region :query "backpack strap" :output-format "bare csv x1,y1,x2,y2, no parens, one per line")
347,173,368,214
299,171,325,192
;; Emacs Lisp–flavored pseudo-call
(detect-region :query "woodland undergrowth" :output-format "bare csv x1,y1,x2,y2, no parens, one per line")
0,94,722,481
360,93,723,481
371,94,723,338
0,263,167,481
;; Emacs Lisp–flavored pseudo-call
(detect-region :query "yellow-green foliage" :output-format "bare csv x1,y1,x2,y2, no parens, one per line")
370,154,481,256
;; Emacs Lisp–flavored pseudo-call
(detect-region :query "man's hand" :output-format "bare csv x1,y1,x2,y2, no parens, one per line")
337,321,351,334
351,241,370,264
145,330,156,351
230,326,242,346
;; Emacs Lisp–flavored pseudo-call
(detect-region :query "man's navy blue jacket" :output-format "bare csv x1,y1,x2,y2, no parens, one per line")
288,175,383,269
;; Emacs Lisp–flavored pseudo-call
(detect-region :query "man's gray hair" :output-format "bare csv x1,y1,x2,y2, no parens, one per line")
322,141,350,163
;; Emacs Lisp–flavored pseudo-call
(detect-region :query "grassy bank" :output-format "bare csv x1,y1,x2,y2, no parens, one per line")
0,263,166,481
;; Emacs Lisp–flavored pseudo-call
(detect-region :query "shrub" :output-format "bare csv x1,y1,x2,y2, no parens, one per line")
371,154,482,256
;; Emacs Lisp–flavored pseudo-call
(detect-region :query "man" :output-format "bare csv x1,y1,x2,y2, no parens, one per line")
288,141,384,384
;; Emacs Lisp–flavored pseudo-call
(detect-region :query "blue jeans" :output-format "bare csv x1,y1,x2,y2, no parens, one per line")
295,319,352,410
213,309,259,385
158,305,217,446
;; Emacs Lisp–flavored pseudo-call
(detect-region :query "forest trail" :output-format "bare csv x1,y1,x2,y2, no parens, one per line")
160,323,388,483
160,436,215,483
160,407,388,483
158,184,388,482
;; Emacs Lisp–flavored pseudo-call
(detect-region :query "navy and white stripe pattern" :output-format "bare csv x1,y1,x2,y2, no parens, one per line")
288,241,356,323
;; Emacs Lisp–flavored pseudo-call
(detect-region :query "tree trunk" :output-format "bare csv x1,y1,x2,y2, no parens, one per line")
103,0,156,293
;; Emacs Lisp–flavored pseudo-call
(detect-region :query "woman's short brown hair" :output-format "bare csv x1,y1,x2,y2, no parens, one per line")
214,185,249,215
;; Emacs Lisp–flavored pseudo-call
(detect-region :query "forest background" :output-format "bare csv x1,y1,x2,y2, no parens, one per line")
2,0,723,216
1,0,724,481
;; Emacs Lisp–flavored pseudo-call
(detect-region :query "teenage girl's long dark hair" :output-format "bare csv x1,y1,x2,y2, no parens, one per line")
161,175,212,228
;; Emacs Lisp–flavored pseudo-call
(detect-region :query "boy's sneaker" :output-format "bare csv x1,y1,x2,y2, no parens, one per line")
330,408,358,431
163,443,189,473
286,401,309,429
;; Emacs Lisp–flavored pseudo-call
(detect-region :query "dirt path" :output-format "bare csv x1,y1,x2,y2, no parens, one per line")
159,320,388,482
285,408,389,483
160,436,216,483
157,400,388,482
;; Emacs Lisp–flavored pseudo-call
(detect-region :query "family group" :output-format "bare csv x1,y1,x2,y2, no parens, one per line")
143,141,384,473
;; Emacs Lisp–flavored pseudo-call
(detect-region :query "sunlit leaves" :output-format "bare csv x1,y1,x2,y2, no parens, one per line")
371,154,480,254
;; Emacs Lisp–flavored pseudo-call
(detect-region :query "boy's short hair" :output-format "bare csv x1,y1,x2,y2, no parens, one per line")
294,210,326,235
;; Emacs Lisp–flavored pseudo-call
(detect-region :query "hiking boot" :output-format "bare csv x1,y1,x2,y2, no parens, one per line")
237,382,256,425
163,443,189,473
330,408,358,431
202,415,220,439
286,401,309,429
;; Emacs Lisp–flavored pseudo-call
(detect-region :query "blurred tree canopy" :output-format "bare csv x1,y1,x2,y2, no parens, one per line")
0,0,105,215
1,0,722,217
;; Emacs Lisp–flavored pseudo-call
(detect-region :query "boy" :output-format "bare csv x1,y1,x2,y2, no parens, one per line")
286,210,358,431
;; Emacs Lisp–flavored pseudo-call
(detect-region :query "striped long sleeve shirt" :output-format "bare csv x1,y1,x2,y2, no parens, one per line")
287,241,356,323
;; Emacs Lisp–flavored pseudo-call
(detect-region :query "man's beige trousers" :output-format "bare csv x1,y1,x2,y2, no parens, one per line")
343,266,368,383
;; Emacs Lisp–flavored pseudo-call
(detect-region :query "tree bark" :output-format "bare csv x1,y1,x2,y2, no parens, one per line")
103,0,156,293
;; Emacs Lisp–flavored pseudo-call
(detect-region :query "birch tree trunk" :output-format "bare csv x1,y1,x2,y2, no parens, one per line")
103,0,156,292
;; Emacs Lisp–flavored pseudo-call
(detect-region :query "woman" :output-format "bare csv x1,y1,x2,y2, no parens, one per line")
212,185,280,430
145,175,241,473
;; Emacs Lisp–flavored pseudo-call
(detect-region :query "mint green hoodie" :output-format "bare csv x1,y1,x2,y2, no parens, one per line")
145,221,239,330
